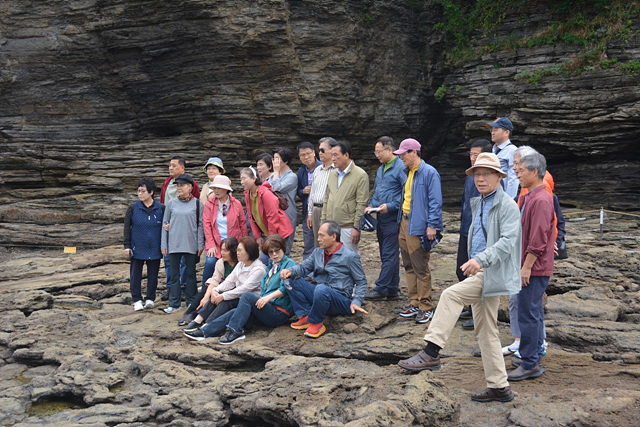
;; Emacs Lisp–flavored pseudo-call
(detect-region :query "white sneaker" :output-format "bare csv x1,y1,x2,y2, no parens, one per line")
133,301,144,312
163,306,182,314
502,340,520,356
144,299,155,309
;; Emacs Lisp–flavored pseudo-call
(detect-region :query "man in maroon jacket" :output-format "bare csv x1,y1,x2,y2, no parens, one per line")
159,155,200,301
508,152,555,382
160,155,200,203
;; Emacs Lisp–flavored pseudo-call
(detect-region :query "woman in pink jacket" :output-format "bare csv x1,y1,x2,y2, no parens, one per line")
240,167,294,254
201,175,247,287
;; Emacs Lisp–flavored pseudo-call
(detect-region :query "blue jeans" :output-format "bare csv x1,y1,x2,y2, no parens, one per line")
301,217,315,260
164,254,187,289
168,253,197,308
130,258,160,302
518,275,549,369
201,255,219,287
201,293,290,337
373,212,400,295
287,279,351,324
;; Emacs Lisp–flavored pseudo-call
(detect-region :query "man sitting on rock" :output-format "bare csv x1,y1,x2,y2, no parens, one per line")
280,220,368,338
397,153,522,403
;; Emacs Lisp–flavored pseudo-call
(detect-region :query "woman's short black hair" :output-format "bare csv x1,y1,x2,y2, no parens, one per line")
137,177,157,198
256,152,273,169
221,237,239,264
262,234,286,255
239,236,260,261
273,147,293,165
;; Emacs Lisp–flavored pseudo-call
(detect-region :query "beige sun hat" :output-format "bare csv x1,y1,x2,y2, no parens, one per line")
209,175,233,192
465,153,507,178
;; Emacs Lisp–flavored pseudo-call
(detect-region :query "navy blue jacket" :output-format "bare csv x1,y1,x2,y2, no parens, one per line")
460,175,480,238
297,159,321,219
124,200,164,260
369,156,406,214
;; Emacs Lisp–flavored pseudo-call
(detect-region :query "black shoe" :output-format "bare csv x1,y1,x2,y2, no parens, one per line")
365,290,388,301
219,329,245,345
386,291,402,301
181,287,186,301
462,318,474,330
182,321,202,332
184,328,205,341
459,310,472,319
178,312,196,326
161,290,169,301
415,310,434,324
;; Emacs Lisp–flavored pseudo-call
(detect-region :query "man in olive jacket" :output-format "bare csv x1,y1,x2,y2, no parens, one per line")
321,140,369,253
398,153,522,403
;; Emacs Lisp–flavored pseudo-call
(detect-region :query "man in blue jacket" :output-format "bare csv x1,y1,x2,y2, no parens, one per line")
395,139,443,324
398,153,522,403
297,141,321,260
365,136,406,301
280,220,369,338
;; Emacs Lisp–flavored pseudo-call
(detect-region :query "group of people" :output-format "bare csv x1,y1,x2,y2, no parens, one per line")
123,117,564,402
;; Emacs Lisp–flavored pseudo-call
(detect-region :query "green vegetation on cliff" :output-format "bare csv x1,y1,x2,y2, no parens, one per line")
435,0,639,82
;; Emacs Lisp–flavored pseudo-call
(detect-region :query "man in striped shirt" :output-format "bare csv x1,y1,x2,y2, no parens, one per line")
306,137,336,246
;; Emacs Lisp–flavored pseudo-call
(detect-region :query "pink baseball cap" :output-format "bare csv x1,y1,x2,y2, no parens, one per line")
393,138,421,155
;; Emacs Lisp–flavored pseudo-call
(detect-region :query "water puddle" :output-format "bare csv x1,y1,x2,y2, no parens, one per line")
26,397,88,417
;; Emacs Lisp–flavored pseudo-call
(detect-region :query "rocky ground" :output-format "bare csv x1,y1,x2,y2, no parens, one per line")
0,209,639,426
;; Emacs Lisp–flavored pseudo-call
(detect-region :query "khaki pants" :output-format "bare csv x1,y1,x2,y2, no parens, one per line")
423,270,509,389
311,206,323,247
398,217,432,311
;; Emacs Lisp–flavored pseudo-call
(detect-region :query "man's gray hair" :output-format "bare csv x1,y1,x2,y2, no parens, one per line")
319,136,337,146
520,152,547,181
321,220,341,242
514,145,538,159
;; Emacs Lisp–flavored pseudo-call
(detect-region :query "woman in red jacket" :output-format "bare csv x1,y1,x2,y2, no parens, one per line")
240,166,293,252
201,175,247,287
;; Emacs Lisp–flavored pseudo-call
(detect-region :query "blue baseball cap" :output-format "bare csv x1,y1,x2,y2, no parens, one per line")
485,117,513,132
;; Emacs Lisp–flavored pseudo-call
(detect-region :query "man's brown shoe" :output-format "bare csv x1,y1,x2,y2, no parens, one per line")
470,386,514,402
398,350,441,372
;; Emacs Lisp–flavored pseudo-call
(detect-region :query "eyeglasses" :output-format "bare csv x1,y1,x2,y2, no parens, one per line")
319,148,325,153
374,148,388,155
268,248,283,255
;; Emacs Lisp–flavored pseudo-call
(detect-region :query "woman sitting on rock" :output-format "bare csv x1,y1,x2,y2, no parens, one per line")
200,174,247,289
161,174,204,313
240,166,293,253
182,236,265,331
184,234,294,344
123,177,164,311
178,237,238,327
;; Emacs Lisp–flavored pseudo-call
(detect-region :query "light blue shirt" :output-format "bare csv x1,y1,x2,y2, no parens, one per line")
470,189,496,259
494,139,518,199
336,161,353,189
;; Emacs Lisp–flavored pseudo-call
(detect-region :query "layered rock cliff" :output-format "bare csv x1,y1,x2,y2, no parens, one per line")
0,0,638,247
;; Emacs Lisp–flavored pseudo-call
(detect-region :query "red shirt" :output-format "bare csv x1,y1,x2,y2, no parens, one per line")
324,243,343,266
520,185,555,276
